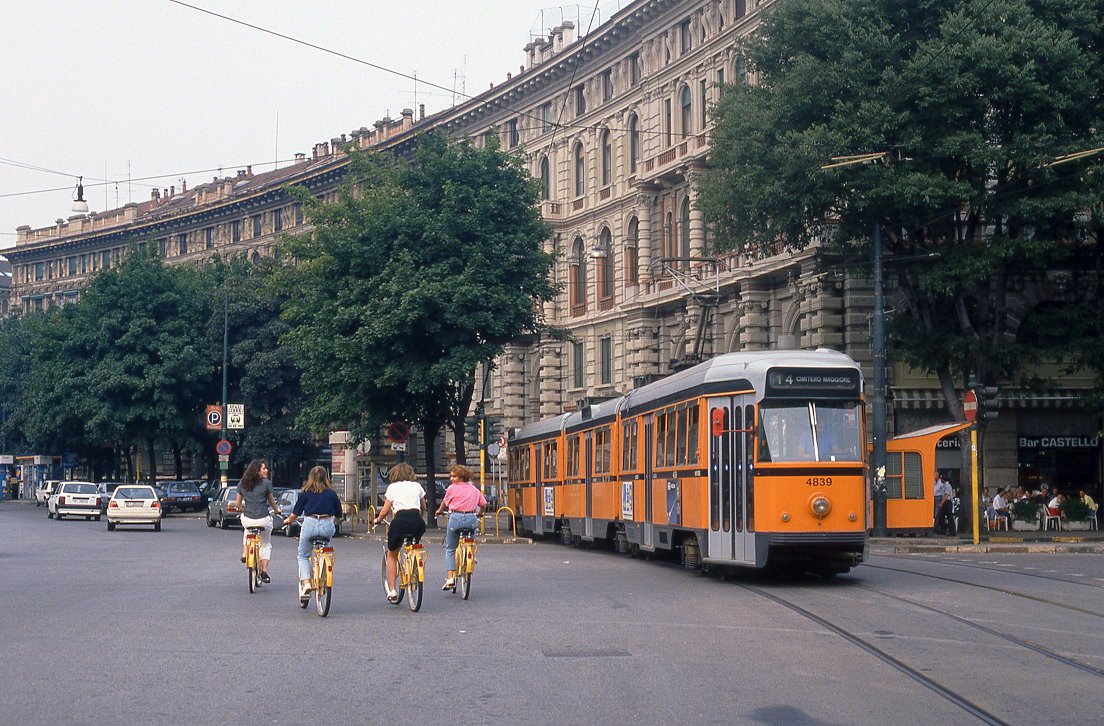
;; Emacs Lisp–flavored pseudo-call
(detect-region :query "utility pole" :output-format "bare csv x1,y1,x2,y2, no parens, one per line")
871,222,888,537
221,288,229,486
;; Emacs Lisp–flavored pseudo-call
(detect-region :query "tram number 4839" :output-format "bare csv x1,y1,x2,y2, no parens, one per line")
806,477,833,487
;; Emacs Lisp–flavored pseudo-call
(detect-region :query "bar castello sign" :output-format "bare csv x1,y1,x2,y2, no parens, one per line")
1018,437,1100,450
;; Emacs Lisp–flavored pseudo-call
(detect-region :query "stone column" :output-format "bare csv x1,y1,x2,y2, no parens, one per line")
538,341,563,418
501,344,528,430
636,193,655,285
738,283,771,350
687,171,706,262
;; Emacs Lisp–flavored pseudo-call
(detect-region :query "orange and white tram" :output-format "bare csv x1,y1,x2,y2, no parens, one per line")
507,349,868,574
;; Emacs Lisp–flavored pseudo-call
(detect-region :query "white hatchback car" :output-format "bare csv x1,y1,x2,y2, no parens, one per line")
35,480,61,507
106,484,163,531
47,481,101,520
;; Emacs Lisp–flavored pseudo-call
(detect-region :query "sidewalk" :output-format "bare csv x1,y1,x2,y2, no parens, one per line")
868,530,1104,555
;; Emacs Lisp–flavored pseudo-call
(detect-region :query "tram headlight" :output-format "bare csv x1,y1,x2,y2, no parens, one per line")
810,495,831,518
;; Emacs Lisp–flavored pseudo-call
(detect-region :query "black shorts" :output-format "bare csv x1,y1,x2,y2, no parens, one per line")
387,509,426,551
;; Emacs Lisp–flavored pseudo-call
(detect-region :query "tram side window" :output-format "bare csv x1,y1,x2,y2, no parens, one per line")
544,440,558,479
665,409,677,467
567,435,581,477
655,414,668,468
675,407,688,465
511,447,531,481
622,420,638,471
686,404,699,464
595,426,611,473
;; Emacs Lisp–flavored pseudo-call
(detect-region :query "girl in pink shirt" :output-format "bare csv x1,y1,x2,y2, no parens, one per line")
434,464,487,590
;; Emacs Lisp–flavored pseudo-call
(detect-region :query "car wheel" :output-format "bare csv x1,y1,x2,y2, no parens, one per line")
47,509,54,519
154,520,162,532
94,515,101,522
219,515,228,529
56,512,63,521
206,513,215,527
107,521,116,531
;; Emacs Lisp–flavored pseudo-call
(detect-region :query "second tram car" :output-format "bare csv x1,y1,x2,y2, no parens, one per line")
507,349,867,574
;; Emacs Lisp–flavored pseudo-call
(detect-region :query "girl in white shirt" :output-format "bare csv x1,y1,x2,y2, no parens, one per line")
373,462,427,602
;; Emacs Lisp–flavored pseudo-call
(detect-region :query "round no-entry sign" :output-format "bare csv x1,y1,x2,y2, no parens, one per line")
962,389,978,423
216,439,233,456
387,421,409,444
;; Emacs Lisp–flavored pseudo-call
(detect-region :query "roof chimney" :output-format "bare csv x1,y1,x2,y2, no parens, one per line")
419,103,425,120
561,20,575,47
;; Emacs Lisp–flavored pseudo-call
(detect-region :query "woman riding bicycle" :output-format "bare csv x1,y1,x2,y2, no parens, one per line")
233,460,281,583
282,465,343,602
373,462,427,603
434,464,486,590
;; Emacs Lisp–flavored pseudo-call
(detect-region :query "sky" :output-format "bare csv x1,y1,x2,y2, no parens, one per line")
0,0,626,252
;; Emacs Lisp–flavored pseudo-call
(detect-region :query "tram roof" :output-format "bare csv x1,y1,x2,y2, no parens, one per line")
621,348,861,415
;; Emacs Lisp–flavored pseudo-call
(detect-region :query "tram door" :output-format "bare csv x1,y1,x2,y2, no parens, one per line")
643,414,655,549
584,432,594,539
707,396,755,565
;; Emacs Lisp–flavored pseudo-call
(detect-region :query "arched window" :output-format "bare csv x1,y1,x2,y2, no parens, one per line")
628,114,640,174
574,142,586,197
540,156,551,200
625,216,639,286
570,236,587,313
597,227,614,303
679,197,691,264
251,250,261,264
664,211,675,259
601,129,612,187
680,85,693,136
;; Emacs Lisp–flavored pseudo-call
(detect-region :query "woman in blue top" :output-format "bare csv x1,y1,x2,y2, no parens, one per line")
283,466,344,603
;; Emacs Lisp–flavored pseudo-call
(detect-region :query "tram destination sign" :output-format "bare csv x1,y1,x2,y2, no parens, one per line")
765,368,862,399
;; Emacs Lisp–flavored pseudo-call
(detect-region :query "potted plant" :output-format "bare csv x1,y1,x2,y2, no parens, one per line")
1010,499,1039,531
1059,497,1093,530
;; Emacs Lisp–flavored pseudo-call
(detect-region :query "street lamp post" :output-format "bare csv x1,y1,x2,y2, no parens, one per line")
220,288,229,485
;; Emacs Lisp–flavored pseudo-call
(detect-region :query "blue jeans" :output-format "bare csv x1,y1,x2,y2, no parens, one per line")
297,517,336,581
444,513,479,572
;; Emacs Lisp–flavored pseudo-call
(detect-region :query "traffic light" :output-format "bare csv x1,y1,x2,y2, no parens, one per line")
463,415,481,447
979,386,1000,422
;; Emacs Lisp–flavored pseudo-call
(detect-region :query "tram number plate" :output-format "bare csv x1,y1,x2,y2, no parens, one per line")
806,477,833,487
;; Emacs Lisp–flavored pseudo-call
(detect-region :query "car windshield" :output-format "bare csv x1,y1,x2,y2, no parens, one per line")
222,488,239,501
100,483,123,493
166,482,197,493
279,491,297,505
65,483,97,494
117,487,155,499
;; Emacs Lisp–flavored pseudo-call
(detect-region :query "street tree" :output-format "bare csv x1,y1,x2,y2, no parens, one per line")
281,132,556,512
698,0,1104,414
75,245,214,481
204,255,316,483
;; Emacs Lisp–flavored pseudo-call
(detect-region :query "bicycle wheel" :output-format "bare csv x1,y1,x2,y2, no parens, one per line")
382,551,403,604
247,564,257,594
314,582,331,616
407,552,423,612
459,546,473,600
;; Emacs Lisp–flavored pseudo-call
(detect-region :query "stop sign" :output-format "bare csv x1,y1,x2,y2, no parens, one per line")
962,389,978,422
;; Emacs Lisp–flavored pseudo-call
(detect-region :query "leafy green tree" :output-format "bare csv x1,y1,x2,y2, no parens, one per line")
205,255,317,484
699,0,1104,414
282,132,556,512
74,245,214,481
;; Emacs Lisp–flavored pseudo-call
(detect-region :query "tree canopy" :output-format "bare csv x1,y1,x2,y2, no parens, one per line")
281,132,556,505
699,0,1104,413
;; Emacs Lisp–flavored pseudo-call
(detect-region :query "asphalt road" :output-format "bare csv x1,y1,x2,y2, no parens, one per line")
2,501,1102,725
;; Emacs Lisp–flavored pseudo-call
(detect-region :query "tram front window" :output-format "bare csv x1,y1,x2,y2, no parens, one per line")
758,402,861,463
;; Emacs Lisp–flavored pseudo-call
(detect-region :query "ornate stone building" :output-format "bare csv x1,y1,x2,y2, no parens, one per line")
6,0,1099,498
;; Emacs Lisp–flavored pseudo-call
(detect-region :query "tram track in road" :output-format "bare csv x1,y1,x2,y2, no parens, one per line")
852,583,1104,680
739,583,1011,726
864,563,1104,621
874,554,1104,590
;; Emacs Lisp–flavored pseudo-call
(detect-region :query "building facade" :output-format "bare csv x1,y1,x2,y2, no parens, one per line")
5,0,1100,501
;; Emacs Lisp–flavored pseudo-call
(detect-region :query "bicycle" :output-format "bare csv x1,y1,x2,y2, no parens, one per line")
377,521,426,612
300,535,335,617
244,526,265,594
447,526,477,600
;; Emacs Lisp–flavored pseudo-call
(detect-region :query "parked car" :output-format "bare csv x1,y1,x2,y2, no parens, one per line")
159,480,204,512
47,481,101,521
96,482,127,514
35,480,61,507
106,484,163,531
206,486,241,529
274,488,343,537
